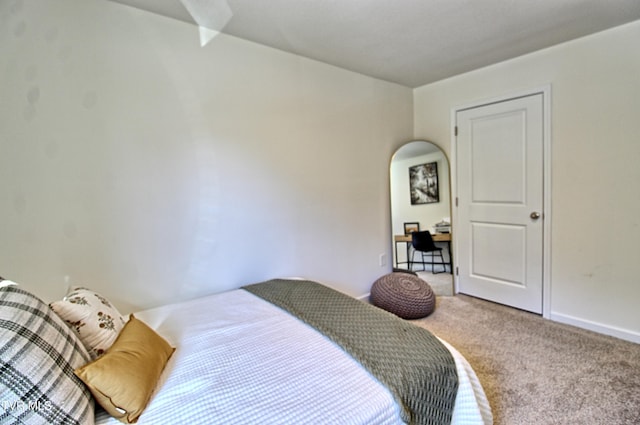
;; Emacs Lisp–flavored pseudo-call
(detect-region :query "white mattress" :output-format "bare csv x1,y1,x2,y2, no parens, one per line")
96,288,492,425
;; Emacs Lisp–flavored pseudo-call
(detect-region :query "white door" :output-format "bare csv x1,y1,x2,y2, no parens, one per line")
456,94,544,314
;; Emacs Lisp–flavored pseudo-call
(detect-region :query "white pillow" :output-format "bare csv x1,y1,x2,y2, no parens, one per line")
50,287,127,359
0,280,17,288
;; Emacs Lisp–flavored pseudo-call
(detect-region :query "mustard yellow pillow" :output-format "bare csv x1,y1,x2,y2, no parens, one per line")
75,314,175,424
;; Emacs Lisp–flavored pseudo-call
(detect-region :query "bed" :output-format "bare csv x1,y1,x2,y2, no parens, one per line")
0,278,492,425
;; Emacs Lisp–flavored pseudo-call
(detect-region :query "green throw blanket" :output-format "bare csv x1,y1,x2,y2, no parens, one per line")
243,279,458,425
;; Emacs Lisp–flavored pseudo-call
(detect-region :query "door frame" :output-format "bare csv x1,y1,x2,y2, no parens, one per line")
450,85,552,318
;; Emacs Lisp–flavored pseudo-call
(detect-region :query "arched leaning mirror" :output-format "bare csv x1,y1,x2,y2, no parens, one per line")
390,140,453,295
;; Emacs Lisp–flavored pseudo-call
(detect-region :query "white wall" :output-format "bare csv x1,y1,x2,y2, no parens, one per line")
414,20,640,342
0,0,413,311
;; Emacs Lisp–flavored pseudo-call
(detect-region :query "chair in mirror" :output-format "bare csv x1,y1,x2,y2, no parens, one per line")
390,140,453,296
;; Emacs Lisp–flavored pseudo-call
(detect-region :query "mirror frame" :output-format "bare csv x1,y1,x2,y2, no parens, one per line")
389,140,453,275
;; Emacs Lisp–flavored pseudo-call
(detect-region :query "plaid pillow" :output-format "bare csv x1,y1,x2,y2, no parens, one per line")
0,286,95,424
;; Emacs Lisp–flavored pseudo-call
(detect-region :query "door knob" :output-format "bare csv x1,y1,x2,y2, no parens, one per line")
530,212,541,220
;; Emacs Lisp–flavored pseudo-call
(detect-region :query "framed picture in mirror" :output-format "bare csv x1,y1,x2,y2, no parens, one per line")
403,222,420,235
409,162,439,204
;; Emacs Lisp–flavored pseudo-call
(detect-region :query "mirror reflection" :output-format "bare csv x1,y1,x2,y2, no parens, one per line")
390,140,453,295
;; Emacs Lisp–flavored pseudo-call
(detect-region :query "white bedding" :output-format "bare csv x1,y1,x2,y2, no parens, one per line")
96,288,492,425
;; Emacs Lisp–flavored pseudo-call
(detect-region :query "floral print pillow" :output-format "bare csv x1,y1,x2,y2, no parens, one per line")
50,287,127,359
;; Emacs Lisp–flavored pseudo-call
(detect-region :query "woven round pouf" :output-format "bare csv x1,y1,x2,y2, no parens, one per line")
370,272,436,319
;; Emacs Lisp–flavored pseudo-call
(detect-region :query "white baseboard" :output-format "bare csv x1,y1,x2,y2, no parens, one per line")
550,312,640,344
357,293,371,303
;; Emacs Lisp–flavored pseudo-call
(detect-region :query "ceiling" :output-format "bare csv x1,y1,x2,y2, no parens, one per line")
108,0,640,88
393,140,442,162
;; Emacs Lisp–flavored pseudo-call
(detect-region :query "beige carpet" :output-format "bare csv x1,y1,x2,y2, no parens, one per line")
415,271,453,296
413,294,640,425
